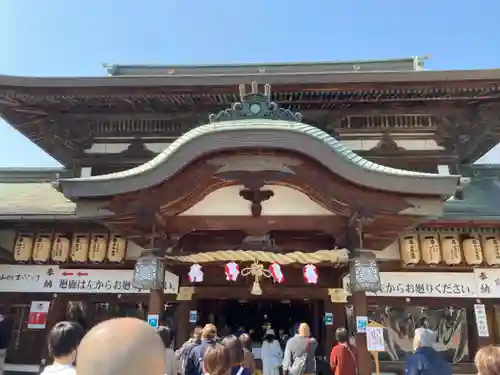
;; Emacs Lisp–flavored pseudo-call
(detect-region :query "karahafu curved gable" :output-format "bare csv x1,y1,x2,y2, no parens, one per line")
54,83,459,200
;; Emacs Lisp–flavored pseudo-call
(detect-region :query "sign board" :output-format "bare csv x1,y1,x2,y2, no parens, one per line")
474,304,490,337
366,326,385,352
343,272,476,298
324,312,333,326
189,310,198,324
356,316,367,333
474,269,500,298
0,265,179,294
58,269,179,294
176,286,195,301
27,301,50,329
0,266,58,293
147,314,159,329
328,288,348,303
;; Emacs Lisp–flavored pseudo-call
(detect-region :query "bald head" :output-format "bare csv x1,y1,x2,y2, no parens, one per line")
76,318,166,375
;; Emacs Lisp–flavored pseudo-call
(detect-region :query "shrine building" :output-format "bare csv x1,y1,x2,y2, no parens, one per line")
1,57,500,375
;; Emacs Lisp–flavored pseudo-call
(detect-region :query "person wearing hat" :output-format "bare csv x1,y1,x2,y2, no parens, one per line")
261,328,283,375
404,328,451,375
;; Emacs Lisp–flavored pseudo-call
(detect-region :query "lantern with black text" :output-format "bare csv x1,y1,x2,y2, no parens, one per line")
70,233,89,263
107,234,127,263
14,233,34,263
440,234,463,265
32,233,52,264
89,234,108,263
419,234,441,265
481,234,500,266
51,234,70,263
400,234,421,265
463,236,483,266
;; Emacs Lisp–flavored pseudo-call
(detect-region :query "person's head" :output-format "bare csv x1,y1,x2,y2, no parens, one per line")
76,318,166,375
413,328,436,350
201,323,217,341
157,326,173,349
298,323,310,337
335,328,348,344
192,326,203,341
204,343,231,375
475,345,500,375
239,333,252,351
264,328,276,343
47,321,85,364
293,323,300,335
221,335,244,365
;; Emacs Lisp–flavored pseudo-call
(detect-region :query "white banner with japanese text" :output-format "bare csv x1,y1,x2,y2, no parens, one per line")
0,265,58,293
0,265,179,294
474,269,500,298
343,272,477,298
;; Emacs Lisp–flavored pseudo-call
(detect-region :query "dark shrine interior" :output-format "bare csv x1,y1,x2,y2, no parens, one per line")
198,299,318,342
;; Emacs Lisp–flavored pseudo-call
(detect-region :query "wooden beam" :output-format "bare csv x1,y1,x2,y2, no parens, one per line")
49,103,467,122
109,214,417,239
107,215,348,234
53,112,207,121
193,285,329,300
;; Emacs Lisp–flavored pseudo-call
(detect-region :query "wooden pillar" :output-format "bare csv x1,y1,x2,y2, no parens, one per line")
352,291,372,375
486,303,498,345
324,298,346,357
41,294,68,367
175,299,198,348
148,289,164,316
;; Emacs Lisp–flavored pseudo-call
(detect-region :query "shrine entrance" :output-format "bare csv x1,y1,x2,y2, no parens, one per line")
54,82,460,375
197,298,324,347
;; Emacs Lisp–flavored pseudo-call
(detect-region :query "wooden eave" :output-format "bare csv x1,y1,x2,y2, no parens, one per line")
3,67,500,90
2,70,500,166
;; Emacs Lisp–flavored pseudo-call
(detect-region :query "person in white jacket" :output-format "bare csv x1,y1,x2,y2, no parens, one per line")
261,329,283,375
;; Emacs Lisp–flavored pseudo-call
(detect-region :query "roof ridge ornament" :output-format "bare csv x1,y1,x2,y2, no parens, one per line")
208,82,302,123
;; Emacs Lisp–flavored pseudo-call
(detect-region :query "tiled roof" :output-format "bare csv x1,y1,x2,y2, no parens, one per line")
0,182,75,218
443,165,500,219
57,119,459,198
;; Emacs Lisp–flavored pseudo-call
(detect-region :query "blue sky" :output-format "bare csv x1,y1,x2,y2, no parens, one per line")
0,0,499,167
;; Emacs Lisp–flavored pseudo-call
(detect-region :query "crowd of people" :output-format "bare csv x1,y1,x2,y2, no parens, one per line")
1,314,499,375
37,318,319,375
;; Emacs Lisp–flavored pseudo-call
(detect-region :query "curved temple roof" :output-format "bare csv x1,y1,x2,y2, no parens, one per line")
55,83,460,200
